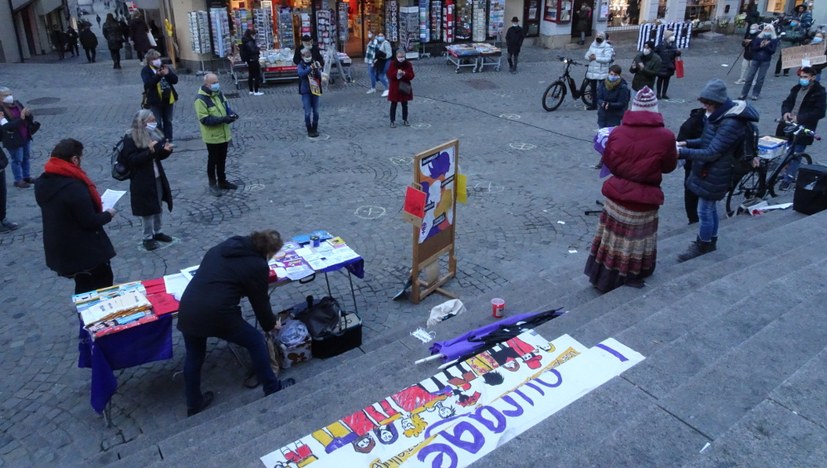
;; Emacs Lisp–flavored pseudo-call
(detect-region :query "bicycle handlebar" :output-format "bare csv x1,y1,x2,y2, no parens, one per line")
556,55,584,66
773,118,821,141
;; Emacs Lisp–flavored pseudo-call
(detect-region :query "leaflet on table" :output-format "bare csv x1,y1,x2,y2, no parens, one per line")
73,281,146,309
270,251,314,280
79,291,153,327
294,244,360,270
180,265,199,281
163,273,191,301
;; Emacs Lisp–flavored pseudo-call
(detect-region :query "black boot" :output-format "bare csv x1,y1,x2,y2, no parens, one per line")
710,236,718,252
677,237,714,263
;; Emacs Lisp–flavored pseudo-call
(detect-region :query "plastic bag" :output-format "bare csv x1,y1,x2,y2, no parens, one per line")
278,319,309,347
426,299,466,327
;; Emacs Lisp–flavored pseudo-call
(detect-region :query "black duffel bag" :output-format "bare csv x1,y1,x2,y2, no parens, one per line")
294,295,342,339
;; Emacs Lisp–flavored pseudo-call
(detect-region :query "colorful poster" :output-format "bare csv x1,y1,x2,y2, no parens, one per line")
260,332,644,467
418,146,456,244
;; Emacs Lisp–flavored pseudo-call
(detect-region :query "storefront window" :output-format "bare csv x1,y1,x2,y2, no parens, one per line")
607,0,640,26
684,0,716,21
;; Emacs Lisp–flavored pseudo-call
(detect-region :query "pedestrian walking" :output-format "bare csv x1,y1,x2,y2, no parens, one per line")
365,32,391,94
735,23,760,85
0,87,36,189
0,148,20,234
654,31,680,99
176,230,295,417
387,49,415,128
505,16,525,73
576,2,592,45
585,31,614,110
141,49,178,141
51,25,67,60
297,49,322,137
129,11,151,62
678,79,760,262
584,87,677,292
96,14,102,29
34,138,117,294
240,29,263,96
102,14,124,69
776,67,826,189
194,73,238,197
630,40,661,91
66,26,80,57
79,24,98,63
122,110,174,251
596,64,630,128
738,24,778,101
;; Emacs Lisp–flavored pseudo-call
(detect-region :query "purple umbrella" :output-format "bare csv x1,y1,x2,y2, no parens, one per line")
427,308,566,364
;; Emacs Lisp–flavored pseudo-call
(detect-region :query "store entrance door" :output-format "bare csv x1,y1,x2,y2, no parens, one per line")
571,0,593,40
523,0,540,36
342,0,385,58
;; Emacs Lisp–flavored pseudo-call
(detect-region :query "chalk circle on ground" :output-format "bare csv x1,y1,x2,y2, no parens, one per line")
412,123,432,129
308,134,331,141
246,183,266,192
509,142,536,151
390,156,413,166
473,181,505,193
355,205,386,219
499,113,521,120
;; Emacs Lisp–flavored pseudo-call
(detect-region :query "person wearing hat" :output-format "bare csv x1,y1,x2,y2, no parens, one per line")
505,16,525,73
677,79,759,262
654,31,680,100
630,40,661,92
292,34,325,68
738,24,778,101
584,86,677,292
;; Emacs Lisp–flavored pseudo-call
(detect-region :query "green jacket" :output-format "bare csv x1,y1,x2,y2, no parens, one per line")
194,86,233,144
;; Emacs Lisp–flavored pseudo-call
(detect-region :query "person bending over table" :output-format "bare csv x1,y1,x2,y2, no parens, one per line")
176,229,295,417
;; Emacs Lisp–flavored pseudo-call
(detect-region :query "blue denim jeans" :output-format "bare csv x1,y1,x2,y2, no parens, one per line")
8,140,31,183
182,320,281,411
782,143,808,182
301,93,320,129
697,198,719,242
368,64,389,89
740,60,771,98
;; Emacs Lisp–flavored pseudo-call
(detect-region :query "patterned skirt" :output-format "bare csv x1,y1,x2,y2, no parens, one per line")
584,198,659,293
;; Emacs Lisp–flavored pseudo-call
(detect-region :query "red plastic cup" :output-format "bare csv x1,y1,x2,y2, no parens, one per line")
491,298,505,318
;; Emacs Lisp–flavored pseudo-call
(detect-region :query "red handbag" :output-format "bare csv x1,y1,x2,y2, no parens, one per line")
675,58,685,79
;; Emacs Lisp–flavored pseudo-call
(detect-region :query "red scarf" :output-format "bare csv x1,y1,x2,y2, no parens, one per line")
44,157,103,212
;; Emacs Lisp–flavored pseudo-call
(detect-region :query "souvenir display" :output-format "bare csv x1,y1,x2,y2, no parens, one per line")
210,7,231,57
472,0,486,42
188,11,212,54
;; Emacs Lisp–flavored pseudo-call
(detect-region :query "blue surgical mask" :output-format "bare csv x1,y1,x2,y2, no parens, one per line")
800,78,811,87
763,33,773,38
146,122,158,130
812,37,824,44
210,83,220,92
607,75,620,82
377,37,384,43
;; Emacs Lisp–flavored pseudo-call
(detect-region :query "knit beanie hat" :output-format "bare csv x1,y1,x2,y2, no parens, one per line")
631,86,658,112
699,78,729,104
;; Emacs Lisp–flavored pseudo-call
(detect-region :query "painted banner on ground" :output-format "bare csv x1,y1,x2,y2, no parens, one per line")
261,332,643,467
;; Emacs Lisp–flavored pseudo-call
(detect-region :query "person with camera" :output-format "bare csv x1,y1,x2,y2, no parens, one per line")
122,109,174,251
387,49,415,128
195,73,239,197
141,49,178,142
297,49,323,138
776,66,826,190
177,229,295,417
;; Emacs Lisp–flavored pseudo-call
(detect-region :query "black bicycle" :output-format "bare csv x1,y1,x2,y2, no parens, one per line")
541,56,594,112
725,121,818,217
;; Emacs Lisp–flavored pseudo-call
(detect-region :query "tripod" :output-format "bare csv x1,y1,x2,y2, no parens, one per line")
584,200,604,216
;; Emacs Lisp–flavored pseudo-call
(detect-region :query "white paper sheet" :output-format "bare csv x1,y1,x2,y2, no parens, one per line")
101,189,127,211
163,273,191,301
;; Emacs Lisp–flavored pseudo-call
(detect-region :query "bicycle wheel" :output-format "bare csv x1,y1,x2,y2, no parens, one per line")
580,78,595,108
725,169,765,217
768,153,812,197
542,82,566,111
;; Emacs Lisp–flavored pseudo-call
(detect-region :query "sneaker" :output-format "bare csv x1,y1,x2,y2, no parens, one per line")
218,180,238,190
403,120,410,126
13,180,30,189
209,184,223,197
187,391,214,417
751,96,759,101
390,121,396,128
734,79,746,84
249,91,254,95
661,95,670,100
143,239,159,251
737,96,746,100
253,91,264,96
308,129,319,138
153,233,173,243
774,73,780,77
0,220,19,234
366,88,376,94
23,177,35,184
381,90,389,97
280,378,296,389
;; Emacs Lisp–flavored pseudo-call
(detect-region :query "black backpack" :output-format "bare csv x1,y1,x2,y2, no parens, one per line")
110,137,129,181
731,121,760,182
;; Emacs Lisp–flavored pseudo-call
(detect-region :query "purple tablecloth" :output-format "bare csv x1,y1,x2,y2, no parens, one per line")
78,315,173,413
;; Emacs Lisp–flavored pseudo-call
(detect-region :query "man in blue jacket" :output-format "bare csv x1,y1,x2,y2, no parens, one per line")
677,79,760,262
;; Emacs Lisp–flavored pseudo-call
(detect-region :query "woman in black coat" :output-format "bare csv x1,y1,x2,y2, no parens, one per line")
654,33,680,100
176,230,294,416
128,11,151,61
102,14,123,69
141,49,178,141
123,109,173,251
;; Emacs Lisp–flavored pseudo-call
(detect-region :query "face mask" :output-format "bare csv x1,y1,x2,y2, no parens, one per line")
303,57,312,63
397,57,405,63
151,59,162,67
705,111,712,118
377,37,384,43
303,41,311,48
368,33,374,39
643,49,651,55
146,122,158,130
210,83,220,92
2,95,13,104
607,75,619,82
667,37,675,43
764,33,773,38
800,78,811,87
812,37,824,44
750,27,759,34
512,22,518,26
596,38,604,43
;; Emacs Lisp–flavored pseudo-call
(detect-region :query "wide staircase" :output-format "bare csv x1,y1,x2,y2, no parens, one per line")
85,203,827,467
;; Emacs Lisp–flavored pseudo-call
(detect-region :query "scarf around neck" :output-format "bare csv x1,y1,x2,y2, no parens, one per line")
44,157,103,212
604,78,621,91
